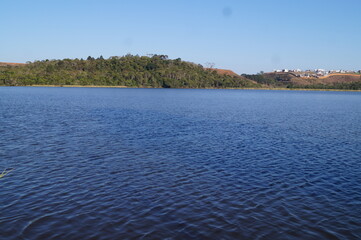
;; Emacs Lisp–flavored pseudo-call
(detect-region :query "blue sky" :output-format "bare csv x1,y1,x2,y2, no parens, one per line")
1,0,360,73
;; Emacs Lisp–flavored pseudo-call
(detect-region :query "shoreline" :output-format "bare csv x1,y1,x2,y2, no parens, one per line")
1,84,361,92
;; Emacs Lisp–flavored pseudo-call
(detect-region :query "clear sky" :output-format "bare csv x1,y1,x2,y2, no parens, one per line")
1,0,360,73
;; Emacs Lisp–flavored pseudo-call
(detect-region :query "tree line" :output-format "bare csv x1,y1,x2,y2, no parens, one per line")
0,54,257,89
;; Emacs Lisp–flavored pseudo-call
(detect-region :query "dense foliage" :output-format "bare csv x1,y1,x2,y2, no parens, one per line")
0,55,257,88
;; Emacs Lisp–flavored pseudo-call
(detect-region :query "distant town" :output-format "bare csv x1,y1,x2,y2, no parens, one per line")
273,69,361,78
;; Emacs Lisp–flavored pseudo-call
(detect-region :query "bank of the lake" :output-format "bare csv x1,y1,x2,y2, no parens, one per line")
8,84,361,92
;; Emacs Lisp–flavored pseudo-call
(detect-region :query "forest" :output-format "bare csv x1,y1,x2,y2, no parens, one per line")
0,55,257,89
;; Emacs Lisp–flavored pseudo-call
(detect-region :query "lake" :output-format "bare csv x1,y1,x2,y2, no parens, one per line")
1,87,361,239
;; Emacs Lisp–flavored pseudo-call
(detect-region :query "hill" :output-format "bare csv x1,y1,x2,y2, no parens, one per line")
205,68,239,77
0,62,26,66
1,57,360,90
0,55,258,88
318,74,361,83
242,72,361,90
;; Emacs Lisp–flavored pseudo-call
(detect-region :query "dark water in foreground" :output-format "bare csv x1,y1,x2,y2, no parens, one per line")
1,87,361,240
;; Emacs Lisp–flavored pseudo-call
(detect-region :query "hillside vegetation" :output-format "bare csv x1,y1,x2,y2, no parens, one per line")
1,55,360,90
0,55,257,89
242,72,361,90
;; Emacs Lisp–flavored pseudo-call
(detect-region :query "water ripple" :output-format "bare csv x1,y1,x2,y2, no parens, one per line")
1,88,361,239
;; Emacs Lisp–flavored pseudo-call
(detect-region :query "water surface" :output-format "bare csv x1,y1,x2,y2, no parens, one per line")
1,87,361,239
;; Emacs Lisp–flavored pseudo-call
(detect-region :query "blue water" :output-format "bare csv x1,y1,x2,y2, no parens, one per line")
1,87,361,239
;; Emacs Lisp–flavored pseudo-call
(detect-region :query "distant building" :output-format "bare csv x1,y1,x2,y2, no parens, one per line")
274,68,358,76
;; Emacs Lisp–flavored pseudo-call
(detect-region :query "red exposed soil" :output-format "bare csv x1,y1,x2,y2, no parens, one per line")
205,68,239,77
0,62,26,66
318,74,361,83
